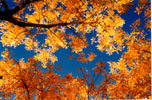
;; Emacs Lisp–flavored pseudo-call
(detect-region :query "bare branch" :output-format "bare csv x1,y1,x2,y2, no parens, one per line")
5,17,84,28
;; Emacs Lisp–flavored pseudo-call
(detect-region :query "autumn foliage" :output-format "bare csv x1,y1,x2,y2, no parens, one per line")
0,0,151,99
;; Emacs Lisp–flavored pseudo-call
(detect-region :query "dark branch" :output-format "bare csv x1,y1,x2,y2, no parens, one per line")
142,50,151,54
133,47,151,54
5,17,84,28
22,81,30,100
0,0,96,29
18,62,30,100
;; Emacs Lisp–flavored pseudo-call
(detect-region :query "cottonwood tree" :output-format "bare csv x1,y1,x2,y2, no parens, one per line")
0,0,151,99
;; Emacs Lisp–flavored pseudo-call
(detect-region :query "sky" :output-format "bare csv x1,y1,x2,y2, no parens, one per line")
0,0,151,82
0,0,151,100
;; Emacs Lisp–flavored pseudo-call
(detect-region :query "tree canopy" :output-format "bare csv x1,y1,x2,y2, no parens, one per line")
0,0,151,99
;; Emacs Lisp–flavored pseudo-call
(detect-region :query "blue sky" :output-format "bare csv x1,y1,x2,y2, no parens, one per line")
0,0,151,99
0,0,151,81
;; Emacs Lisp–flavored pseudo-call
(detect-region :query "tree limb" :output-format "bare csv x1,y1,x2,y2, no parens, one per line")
18,63,30,100
7,17,84,27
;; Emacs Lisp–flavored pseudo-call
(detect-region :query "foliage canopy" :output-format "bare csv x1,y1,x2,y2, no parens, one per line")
0,0,151,99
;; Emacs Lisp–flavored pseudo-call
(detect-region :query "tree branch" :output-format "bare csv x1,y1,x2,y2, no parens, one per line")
18,63,30,100
133,47,151,54
142,49,151,54
5,17,84,28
